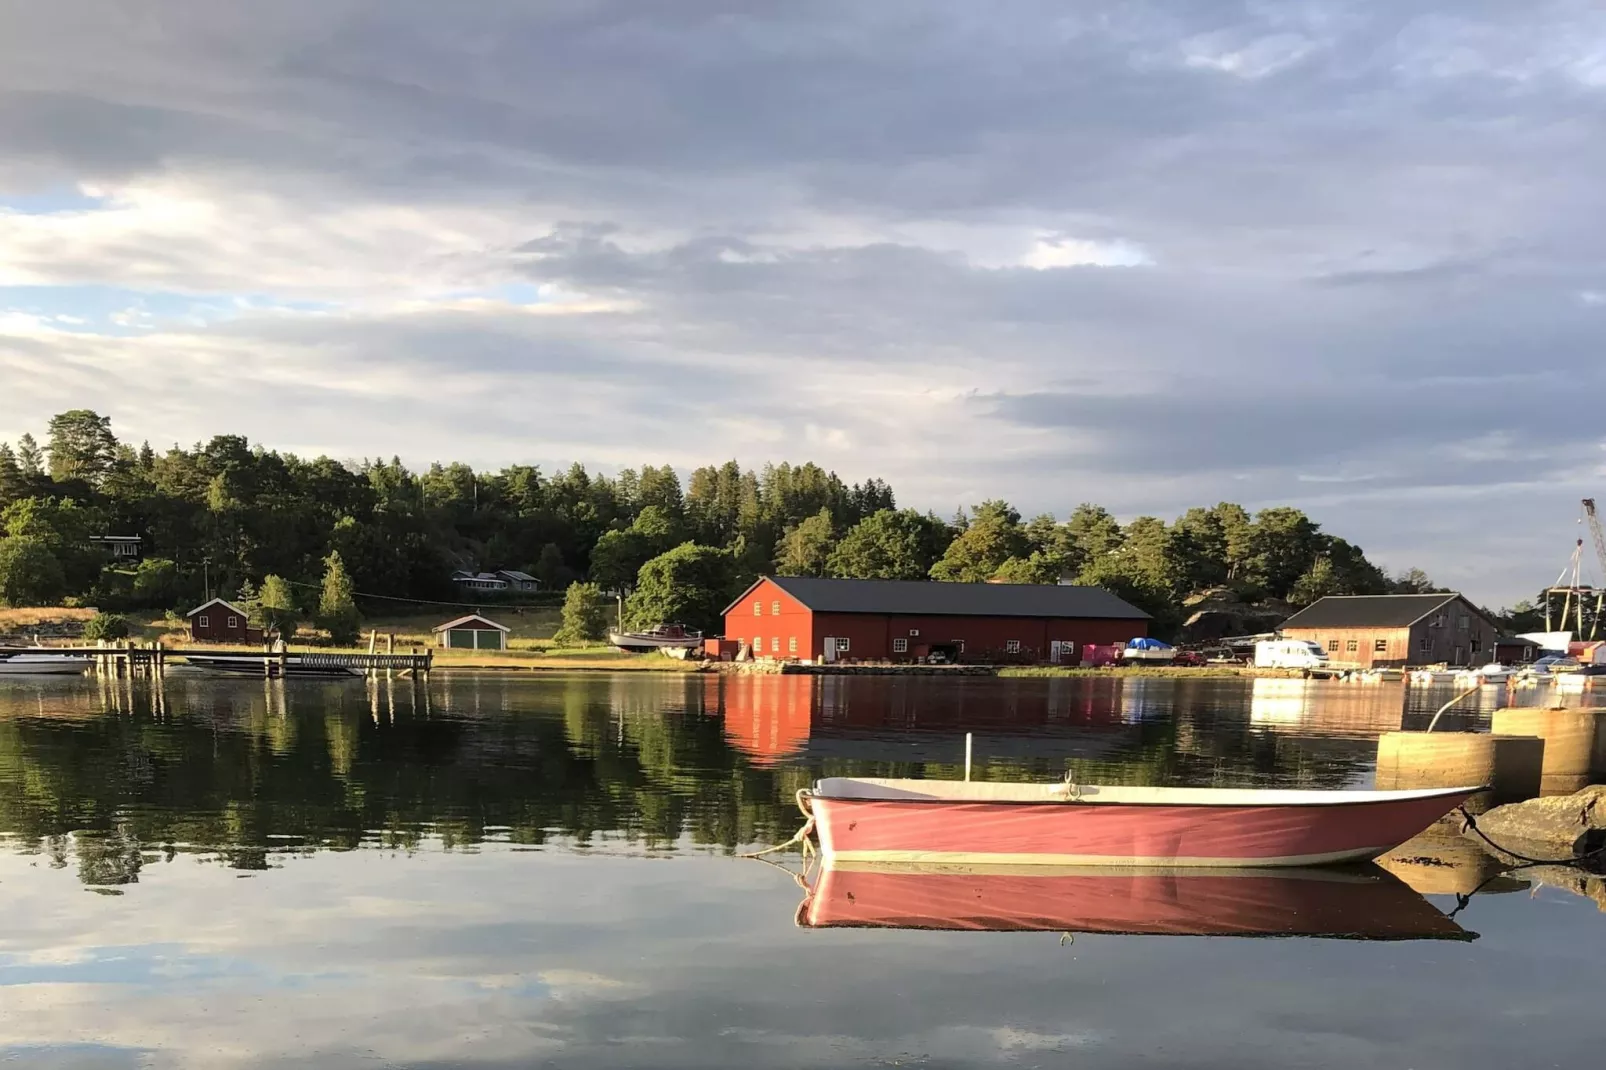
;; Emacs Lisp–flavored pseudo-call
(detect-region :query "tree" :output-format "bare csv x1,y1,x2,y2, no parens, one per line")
1288,557,1338,607
1391,567,1444,594
774,508,834,576
317,552,361,644
0,444,20,505
990,552,1062,584
1065,503,1123,561
1077,553,1182,639
131,558,178,608
827,509,949,580
259,575,299,637
930,501,1026,582
82,612,131,641
0,536,66,606
533,543,570,590
1246,507,1322,597
46,410,119,487
15,434,43,478
625,543,735,635
552,582,610,646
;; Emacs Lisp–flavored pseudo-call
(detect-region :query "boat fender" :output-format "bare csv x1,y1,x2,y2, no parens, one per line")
1052,775,1084,803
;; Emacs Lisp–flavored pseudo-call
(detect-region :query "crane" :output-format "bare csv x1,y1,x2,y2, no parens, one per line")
1585,499,1606,584
1578,498,1606,641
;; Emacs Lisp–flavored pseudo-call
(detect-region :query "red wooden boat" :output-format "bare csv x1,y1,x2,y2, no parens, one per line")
800,862,1474,941
807,777,1482,869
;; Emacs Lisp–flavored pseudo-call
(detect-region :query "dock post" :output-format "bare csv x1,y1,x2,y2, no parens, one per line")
1489,707,1606,794
964,732,973,782
1375,731,1545,813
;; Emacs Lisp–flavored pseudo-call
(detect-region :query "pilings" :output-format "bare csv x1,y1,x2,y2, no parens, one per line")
1375,730,1544,812
1489,706,1606,794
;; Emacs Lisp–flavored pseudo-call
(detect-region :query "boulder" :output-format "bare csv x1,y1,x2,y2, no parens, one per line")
1464,785,1606,859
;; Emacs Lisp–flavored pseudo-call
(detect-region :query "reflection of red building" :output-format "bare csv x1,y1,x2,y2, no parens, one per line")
720,675,816,765
721,577,1148,664
718,675,1132,766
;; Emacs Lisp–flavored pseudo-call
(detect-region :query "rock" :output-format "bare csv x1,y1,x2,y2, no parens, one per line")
1178,588,1293,643
1465,785,1606,859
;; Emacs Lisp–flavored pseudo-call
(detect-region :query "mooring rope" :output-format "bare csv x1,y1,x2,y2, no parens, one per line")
1446,804,1606,920
737,789,817,860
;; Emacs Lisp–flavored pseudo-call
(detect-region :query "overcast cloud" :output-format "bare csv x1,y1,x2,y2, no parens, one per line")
3,0,1604,605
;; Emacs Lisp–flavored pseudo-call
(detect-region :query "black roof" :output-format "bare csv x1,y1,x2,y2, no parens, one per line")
729,576,1149,620
1279,594,1480,630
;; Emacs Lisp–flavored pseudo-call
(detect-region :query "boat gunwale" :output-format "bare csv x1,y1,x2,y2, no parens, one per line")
809,781,1485,810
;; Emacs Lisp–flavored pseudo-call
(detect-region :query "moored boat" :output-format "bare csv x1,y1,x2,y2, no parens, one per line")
805,777,1481,869
799,862,1474,941
182,655,362,678
0,653,93,676
607,623,703,654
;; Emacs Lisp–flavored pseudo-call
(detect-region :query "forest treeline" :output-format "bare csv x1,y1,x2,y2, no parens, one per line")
0,410,1443,637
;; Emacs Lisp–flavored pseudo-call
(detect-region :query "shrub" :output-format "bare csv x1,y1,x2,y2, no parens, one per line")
82,612,131,641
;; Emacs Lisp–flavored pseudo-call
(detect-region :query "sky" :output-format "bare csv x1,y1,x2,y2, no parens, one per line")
2,1,1604,608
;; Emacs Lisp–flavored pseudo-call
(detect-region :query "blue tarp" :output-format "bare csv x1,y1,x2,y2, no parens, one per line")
1125,638,1173,650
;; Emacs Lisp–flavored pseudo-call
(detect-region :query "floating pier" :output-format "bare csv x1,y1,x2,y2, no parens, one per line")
2,643,432,678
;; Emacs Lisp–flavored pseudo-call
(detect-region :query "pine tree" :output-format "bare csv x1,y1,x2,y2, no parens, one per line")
16,434,43,478
0,444,19,505
317,552,361,644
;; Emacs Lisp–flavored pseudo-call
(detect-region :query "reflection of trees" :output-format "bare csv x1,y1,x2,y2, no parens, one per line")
1,675,1373,886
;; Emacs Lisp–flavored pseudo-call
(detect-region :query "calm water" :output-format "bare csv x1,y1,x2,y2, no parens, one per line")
1,672,1602,1068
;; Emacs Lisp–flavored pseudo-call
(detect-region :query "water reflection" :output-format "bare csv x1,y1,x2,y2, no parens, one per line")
0,673,1592,889
800,862,1476,941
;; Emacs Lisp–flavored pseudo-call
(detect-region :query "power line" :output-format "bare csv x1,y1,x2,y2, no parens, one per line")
278,578,555,611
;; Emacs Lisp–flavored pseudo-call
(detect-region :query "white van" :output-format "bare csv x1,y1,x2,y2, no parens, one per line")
1254,639,1330,670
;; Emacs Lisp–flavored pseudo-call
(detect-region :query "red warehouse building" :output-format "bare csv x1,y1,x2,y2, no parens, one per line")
721,577,1149,664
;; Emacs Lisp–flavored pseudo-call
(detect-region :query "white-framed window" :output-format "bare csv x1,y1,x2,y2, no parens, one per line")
1005,640,1021,654
788,637,797,654
1418,636,1432,654
909,629,920,637
1327,640,1338,652
836,637,850,652
198,615,210,629
753,601,762,616
892,638,908,653
1346,639,1358,652
771,601,781,616
227,616,239,629
1376,639,1390,653
770,637,780,653
1457,615,1469,631
754,638,763,654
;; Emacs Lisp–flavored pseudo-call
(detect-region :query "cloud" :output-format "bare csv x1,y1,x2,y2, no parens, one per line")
3,1,1606,605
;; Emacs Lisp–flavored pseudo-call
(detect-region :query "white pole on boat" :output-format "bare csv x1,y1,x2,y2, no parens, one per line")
964,732,973,782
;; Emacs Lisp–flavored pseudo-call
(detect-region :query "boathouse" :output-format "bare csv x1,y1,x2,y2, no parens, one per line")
186,598,263,644
1278,594,1499,668
433,614,510,651
720,577,1148,664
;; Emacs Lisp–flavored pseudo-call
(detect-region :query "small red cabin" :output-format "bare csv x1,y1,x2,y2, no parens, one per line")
187,598,263,644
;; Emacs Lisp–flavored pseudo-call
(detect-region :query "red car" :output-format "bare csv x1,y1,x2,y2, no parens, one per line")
1171,650,1207,667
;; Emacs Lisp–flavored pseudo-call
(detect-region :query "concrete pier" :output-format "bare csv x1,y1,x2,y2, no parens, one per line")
1375,731,1544,811
1489,706,1606,794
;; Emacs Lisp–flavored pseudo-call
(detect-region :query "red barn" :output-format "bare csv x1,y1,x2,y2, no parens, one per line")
186,598,264,644
721,577,1148,664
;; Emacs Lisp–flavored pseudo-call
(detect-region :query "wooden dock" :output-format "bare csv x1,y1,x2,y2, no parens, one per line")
1,643,433,678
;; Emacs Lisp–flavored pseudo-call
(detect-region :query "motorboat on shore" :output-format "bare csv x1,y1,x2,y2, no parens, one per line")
0,653,93,676
798,862,1473,941
1119,638,1176,664
803,777,1481,869
607,623,703,654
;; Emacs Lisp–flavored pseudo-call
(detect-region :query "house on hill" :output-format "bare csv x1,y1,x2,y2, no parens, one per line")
721,576,1149,664
187,598,263,644
1278,593,1498,668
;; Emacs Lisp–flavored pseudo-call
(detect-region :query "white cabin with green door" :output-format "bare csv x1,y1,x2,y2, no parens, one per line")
433,613,511,651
